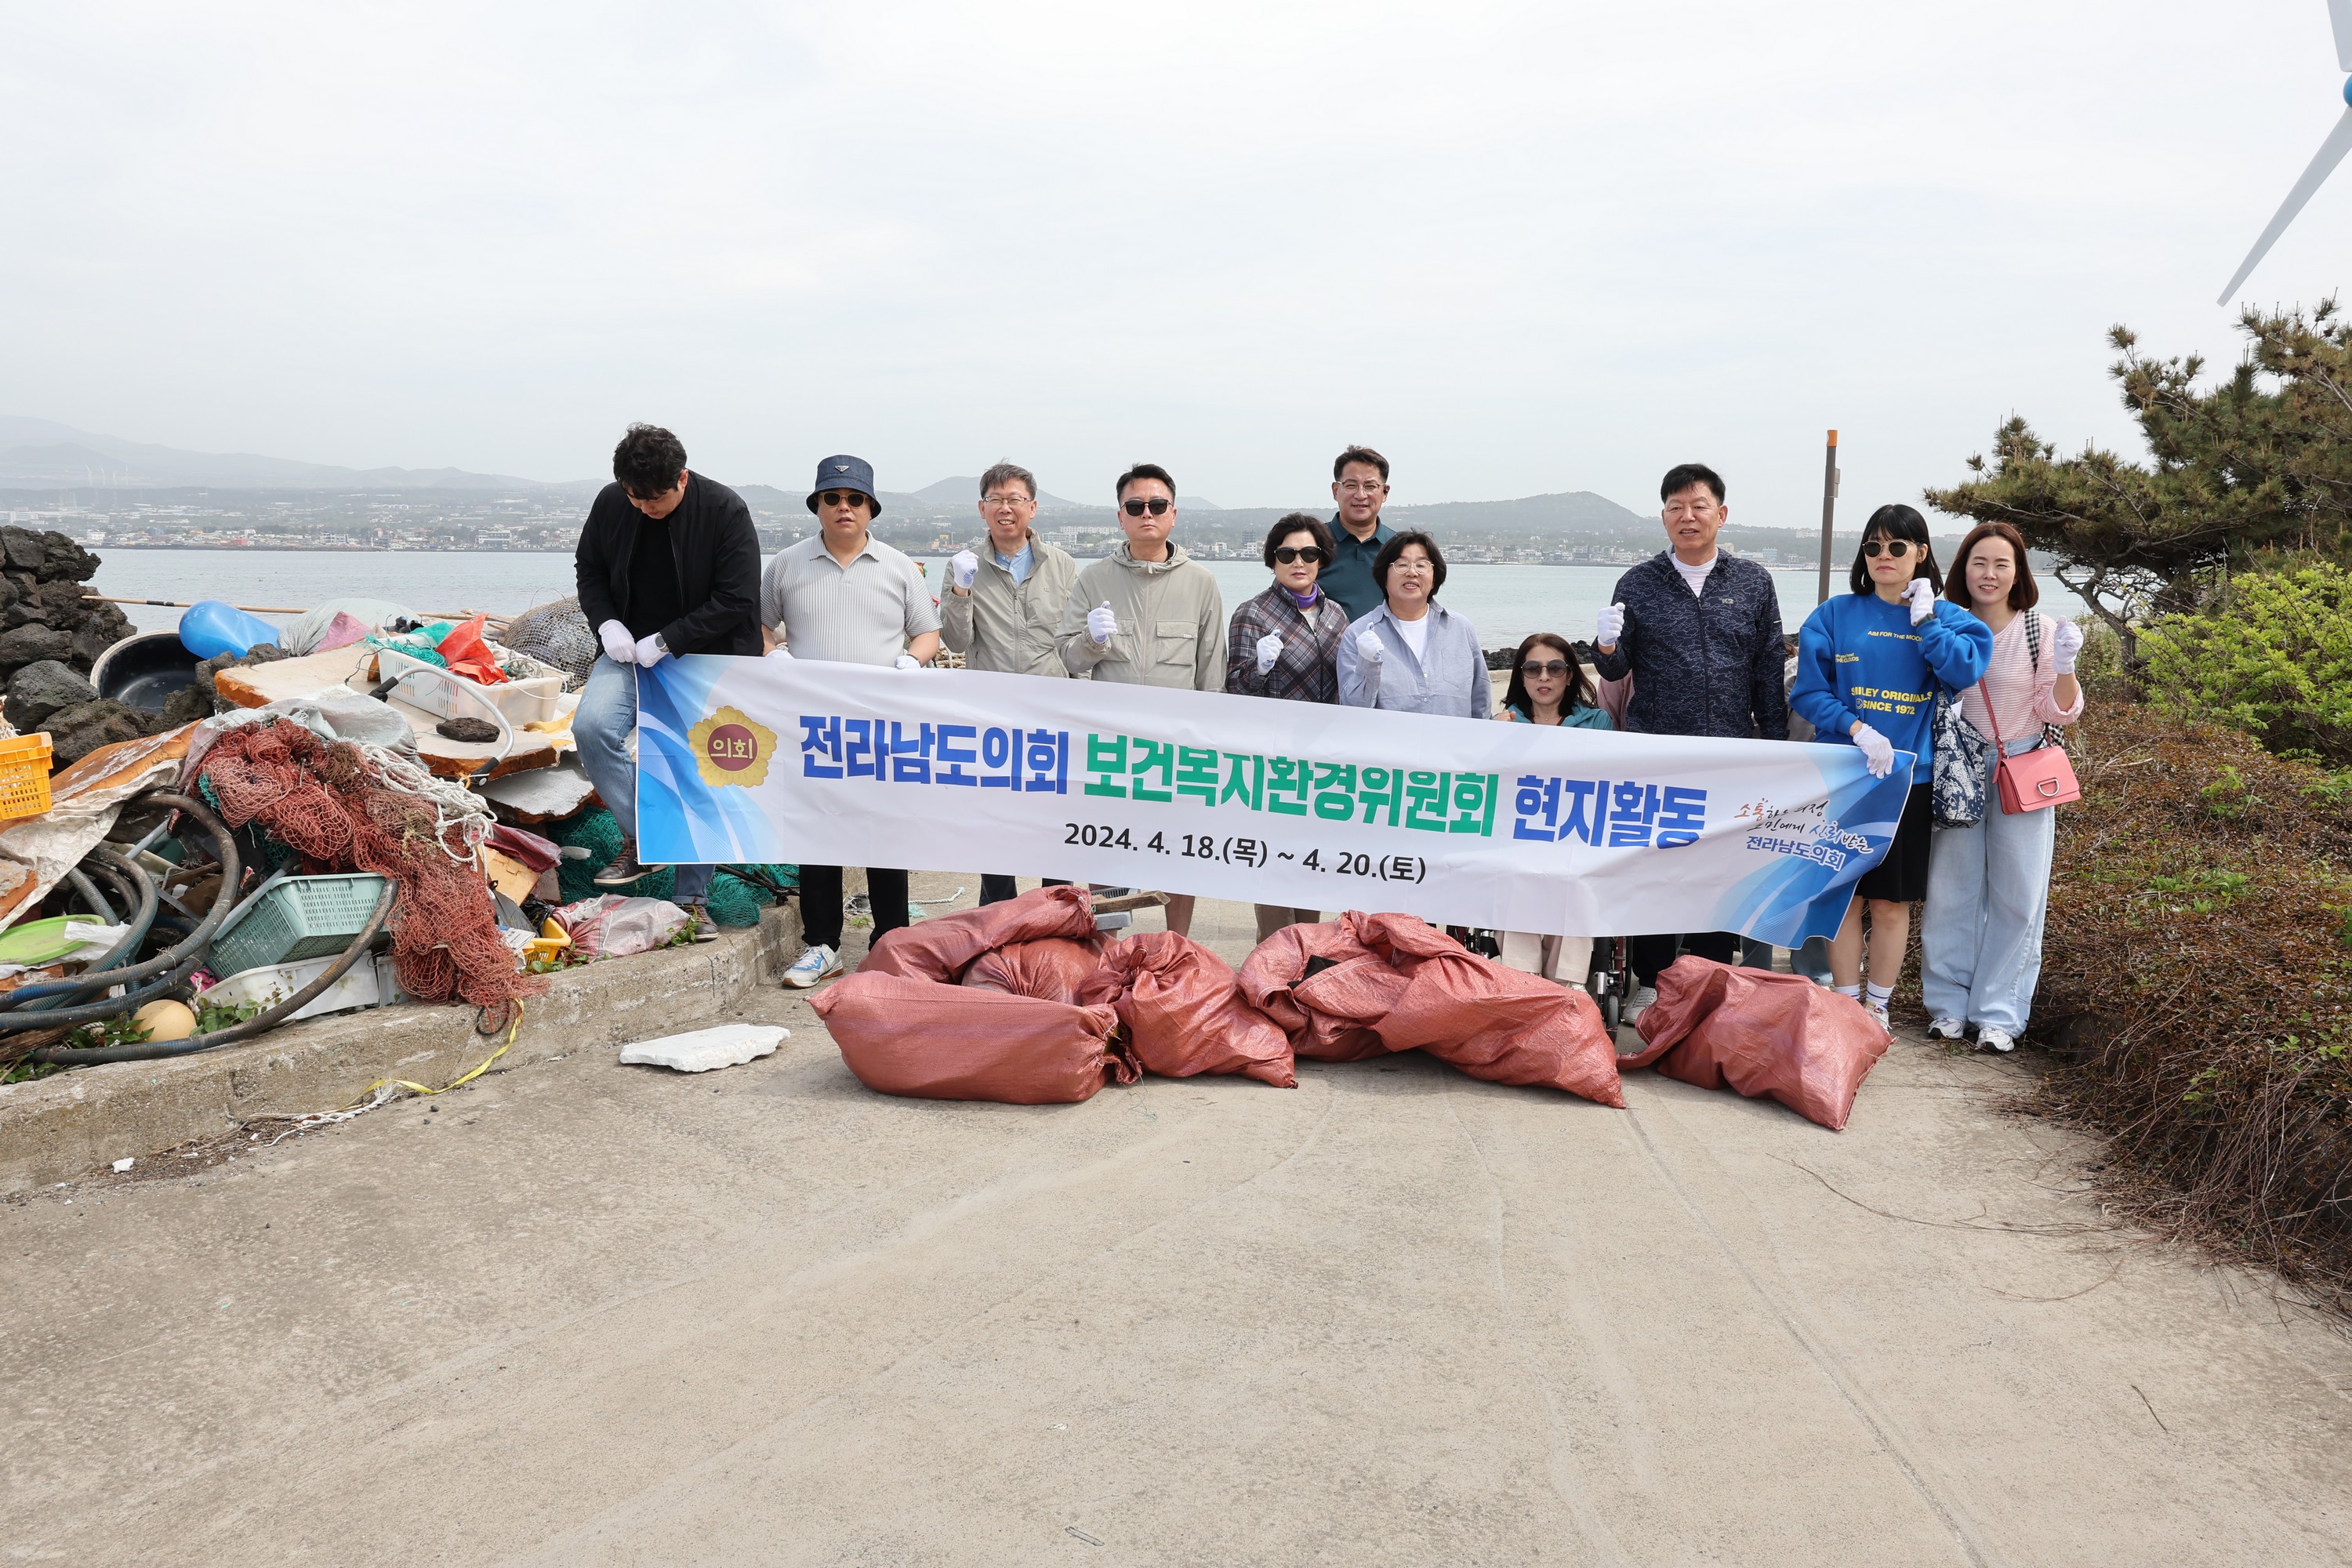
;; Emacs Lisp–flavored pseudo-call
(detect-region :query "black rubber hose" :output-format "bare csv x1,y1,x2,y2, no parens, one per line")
64,866,116,925
0,793,241,1015
26,880,397,1065
24,849,160,996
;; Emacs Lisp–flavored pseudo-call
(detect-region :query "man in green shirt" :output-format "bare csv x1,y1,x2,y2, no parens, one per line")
1319,444,1394,624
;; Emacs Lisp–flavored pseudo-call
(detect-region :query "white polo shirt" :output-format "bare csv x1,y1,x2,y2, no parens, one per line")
761,532,941,666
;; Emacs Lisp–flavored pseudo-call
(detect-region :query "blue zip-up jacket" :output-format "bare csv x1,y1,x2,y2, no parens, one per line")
1790,592,1994,761
1589,553,1788,739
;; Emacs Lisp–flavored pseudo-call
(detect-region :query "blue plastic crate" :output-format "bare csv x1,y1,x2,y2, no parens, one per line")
210,873,391,979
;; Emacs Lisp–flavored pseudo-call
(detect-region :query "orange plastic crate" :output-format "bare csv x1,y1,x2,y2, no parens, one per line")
0,733,52,819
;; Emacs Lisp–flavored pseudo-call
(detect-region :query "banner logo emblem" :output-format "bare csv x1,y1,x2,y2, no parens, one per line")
689,706,775,787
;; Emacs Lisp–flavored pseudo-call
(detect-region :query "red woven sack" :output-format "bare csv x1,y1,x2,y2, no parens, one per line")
1373,948,1624,1108
1076,931,1296,1087
860,884,1098,982
811,971,1136,1105
961,936,1107,1004
1238,918,1398,1061
1620,956,1889,1131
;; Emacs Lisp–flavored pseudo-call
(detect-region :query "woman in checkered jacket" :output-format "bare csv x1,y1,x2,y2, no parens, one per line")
1226,514,1352,939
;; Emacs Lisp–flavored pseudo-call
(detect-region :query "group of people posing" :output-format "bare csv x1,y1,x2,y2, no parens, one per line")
572,425,2084,1050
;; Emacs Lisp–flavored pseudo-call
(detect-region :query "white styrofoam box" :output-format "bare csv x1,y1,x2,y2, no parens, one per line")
374,646,566,726
619,1024,789,1073
204,951,405,1022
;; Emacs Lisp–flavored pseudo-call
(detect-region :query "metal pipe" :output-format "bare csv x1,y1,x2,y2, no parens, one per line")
1816,429,1841,606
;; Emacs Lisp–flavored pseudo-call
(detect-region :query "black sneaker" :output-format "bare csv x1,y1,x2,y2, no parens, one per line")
594,837,670,887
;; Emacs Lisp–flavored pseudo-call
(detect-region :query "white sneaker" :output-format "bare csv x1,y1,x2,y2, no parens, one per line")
781,943,843,989
1978,1026,2016,1054
1867,1001,1893,1036
1626,985,1657,1022
1927,1016,1968,1041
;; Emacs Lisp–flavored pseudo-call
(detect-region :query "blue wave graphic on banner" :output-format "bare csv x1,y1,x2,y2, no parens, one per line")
635,659,788,863
1715,752,1916,946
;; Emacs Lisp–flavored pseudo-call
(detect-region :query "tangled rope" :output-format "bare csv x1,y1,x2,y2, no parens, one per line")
197,719,538,1011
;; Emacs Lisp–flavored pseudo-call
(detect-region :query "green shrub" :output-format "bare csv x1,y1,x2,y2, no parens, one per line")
2140,563,2352,761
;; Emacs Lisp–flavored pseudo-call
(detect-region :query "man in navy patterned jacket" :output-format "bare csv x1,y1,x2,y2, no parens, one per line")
1589,462,1788,1018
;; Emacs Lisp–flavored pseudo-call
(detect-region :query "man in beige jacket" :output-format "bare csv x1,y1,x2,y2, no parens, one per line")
943,460,1083,906
1056,462,1228,937
941,461,1080,678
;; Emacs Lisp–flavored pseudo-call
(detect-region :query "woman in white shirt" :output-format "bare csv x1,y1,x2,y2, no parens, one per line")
1919,521,2085,1053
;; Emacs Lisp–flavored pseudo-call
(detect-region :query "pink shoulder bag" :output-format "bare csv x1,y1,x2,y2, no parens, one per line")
1980,612,2080,813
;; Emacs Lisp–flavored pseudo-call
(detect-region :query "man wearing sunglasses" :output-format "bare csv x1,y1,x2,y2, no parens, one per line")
573,423,762,928
1590,461,1789,1020
1319,444,1395,625
940,460,1081,906
1057,462,1228,938
762,455,942,988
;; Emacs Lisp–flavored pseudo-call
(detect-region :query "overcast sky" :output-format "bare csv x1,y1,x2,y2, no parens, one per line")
5,2,2350,524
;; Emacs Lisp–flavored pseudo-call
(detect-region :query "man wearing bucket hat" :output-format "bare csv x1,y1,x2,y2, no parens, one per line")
574,423,762,935
762,454,942,988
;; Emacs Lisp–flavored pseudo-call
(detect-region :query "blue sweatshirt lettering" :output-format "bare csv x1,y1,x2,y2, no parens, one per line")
1789,593,1992,762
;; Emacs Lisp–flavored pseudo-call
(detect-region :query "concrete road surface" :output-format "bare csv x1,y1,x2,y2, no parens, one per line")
7,880,2350,1566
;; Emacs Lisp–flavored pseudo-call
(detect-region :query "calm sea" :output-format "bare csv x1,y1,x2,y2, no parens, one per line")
92,550,2090,647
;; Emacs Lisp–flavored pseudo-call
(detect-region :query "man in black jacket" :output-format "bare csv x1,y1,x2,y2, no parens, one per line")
573,423,762,915
1589,461,1788,1016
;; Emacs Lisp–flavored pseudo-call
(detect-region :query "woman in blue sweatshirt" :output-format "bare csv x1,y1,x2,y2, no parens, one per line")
1791,504,1992,1033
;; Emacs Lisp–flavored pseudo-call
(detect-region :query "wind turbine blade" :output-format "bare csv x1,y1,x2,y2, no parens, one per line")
2219,105,2352,303
2332,0,2352,71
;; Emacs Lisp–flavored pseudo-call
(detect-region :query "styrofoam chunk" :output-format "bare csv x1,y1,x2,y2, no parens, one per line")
619,1024,789,1073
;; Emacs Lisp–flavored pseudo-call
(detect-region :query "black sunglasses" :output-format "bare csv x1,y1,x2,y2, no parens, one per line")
1521,659,1571,679
1273,546,1326,565
1121,497,1171,517
818,490,871,510
1861,539,1915,558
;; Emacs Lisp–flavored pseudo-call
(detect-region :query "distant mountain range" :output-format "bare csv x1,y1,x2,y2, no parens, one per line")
0,416,572,492
0,416,1661,538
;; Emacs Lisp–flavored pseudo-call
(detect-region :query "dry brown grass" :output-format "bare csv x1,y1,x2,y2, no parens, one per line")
2027,699,2352,1311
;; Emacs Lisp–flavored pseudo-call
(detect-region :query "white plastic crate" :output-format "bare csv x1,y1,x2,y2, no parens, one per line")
202,952,405,1023
374,646,566,726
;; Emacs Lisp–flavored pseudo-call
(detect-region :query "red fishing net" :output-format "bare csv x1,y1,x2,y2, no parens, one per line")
197,718,537,1011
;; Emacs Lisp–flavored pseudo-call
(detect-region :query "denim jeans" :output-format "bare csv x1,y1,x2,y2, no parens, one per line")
1920,739,2058,1034
575,655,712,904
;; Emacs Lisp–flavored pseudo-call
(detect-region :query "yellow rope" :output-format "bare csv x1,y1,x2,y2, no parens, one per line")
350,1000,523,1105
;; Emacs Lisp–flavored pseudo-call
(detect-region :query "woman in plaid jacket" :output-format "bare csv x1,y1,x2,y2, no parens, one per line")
1226,513,1352,938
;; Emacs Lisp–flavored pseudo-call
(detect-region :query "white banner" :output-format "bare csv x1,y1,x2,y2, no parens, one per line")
632,658,1911,944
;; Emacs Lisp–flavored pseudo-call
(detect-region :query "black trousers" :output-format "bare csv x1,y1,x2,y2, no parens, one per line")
979,875,1070,906
1629,930,1739,987
798,865,909,950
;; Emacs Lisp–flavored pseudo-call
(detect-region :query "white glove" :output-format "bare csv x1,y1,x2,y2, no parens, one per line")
1086,601,1117,646
894,652,921,670
1254,632,1283,674
598,619,636,664
764,644,793,661
1851,721,1895,779
1355,629,1384,664
633,633,669,668
1595,601,1625,648
1904,578,1937,626
950,550,979,591
2050,617,2084,673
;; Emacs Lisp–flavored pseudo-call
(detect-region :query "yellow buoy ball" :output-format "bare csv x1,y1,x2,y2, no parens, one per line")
133,1000,198,1042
